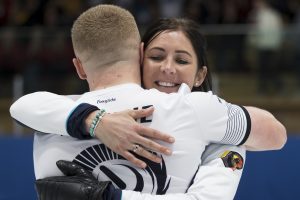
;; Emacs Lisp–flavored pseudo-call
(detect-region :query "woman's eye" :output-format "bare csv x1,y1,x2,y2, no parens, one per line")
149,56,163,61
176,59,189,64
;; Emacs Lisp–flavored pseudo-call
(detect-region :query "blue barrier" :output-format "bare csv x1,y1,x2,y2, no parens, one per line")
235,136,300,200
0,136,36,200
0,136,299,200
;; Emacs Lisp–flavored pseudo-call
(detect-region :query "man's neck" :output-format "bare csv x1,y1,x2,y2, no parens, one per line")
91,79,141,91
87,62,141,91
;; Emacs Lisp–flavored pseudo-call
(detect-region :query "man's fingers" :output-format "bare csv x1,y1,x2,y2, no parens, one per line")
129,106,154,119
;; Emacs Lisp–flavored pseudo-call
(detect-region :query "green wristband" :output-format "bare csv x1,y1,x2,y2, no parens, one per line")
89,109,106,137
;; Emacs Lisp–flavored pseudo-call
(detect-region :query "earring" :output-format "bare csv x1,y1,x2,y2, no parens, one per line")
195,82,200,87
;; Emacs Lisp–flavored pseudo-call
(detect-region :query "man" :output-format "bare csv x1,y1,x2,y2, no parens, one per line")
10,4,286,200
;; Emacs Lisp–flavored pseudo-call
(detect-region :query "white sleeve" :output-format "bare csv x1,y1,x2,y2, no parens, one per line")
186,92,251,146
9,92,79,135
122,145,245,200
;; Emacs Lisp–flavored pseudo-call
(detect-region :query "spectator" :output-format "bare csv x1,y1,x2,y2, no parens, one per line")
158,0,185,18
184,0,208,24
290,1,300,92
23,27,43,93
247,0,284,95
0,0,12,25
0,27,25,74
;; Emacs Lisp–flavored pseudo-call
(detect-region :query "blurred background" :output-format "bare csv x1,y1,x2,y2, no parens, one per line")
0,0,299,199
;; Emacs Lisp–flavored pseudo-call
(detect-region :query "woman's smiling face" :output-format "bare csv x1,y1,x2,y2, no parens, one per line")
142,30,202,93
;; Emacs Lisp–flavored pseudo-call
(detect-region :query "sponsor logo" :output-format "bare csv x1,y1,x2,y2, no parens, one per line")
97,98,116,104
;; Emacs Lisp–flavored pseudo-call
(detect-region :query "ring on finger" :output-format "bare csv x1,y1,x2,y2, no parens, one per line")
132,144,140,153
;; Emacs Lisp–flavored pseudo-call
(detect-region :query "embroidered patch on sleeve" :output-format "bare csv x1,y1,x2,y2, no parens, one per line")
221,151,244,171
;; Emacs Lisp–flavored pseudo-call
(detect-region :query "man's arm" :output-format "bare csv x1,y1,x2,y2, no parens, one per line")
9,92,174,168
122,144,245,200
10,92,77,135
37,144,244,200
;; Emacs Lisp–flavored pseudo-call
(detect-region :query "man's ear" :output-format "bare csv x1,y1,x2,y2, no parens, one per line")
73,57,87,80
140,42,144,65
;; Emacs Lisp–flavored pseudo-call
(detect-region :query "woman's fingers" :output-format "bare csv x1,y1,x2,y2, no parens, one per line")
133,132,173,156
93,108,175,168
122,144,163,168
122,151,147,168
136,124,175,143
131,144,162,163
129,107,175,144
128,108,175,156
129,106,154,119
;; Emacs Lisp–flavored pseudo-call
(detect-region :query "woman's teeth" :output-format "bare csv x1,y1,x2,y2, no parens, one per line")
157,81,176,87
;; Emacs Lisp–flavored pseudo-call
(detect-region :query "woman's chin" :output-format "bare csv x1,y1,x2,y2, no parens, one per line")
155,86,179,94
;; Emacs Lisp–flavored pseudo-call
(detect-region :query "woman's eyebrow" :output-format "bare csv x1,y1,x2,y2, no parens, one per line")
148,47,165,52
149,47,191,56
175,50,192,57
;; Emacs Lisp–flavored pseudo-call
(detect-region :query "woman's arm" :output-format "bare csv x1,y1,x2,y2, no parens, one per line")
243,106,287,151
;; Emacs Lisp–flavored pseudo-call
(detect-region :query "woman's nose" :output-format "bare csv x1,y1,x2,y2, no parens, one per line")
161,59,176,74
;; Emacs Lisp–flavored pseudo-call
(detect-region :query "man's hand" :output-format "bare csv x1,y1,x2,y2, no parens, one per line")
35,160,117,200
86,106,175,168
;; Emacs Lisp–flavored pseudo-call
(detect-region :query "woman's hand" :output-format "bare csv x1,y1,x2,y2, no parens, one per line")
86,106,175,168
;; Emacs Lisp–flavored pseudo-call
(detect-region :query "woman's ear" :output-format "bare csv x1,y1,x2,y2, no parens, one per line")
140,42,144,65
194,66,208,87
73,57,87,80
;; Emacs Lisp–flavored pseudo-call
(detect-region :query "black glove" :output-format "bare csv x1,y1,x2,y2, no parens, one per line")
35,160,112,200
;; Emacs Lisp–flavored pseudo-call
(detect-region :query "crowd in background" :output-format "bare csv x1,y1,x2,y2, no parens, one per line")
1,0,299,27
0,0,300,96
